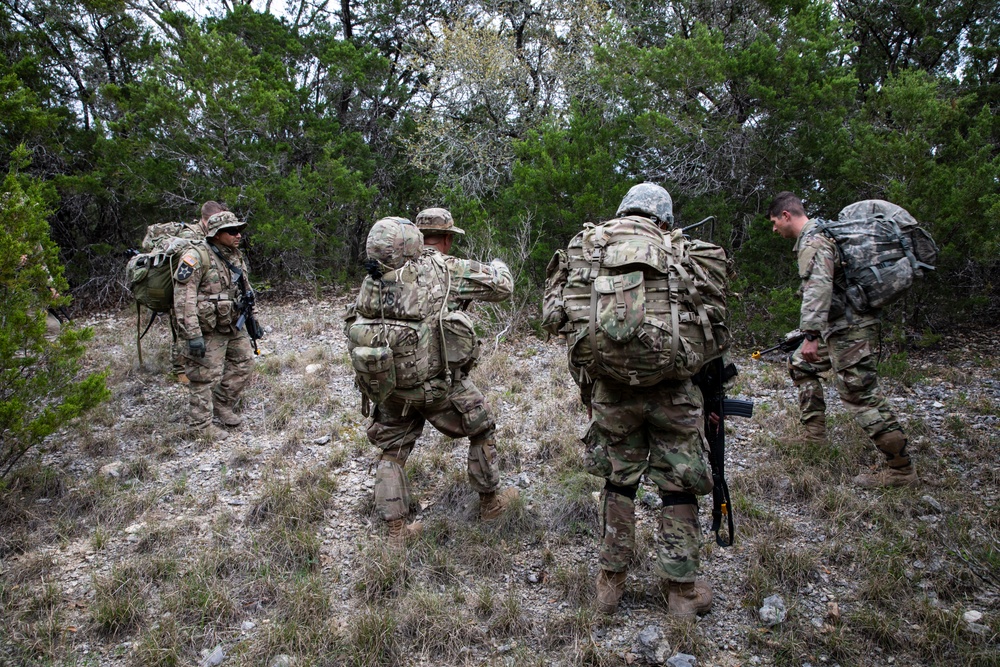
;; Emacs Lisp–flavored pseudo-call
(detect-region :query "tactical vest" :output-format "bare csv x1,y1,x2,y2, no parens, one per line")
553,216,730,387
818,200,938,314
346,254,479,405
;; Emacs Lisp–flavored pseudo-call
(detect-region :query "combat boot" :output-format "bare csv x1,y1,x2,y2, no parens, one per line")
214,403,243,427
853,430,918,488
666,579,713,619
386,518,423,548
595,569,627,614
480,487,519,522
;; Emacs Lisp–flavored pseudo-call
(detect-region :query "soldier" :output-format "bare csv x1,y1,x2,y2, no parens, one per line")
542,184,717,619
347,216,519,546
767,192,917,488
170,201,228,383
19,244,62,342
173,211,255,441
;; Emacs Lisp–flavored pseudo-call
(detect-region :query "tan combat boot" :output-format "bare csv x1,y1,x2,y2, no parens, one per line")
386,518,423,548
595,569,627,614
480,487,520,522
853,430,918,488
666,579,713,619
214,403,243,427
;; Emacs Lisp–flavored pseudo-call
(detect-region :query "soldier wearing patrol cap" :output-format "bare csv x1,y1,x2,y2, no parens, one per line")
173,211,256,440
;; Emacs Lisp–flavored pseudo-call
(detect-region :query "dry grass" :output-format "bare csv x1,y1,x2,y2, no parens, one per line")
3,306,998,667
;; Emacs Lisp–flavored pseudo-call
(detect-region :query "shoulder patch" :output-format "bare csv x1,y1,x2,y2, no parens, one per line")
797,244,820,279
174,259,195,283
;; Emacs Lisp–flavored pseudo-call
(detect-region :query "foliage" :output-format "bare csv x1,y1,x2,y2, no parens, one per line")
0,148,109,480
0,0,996,331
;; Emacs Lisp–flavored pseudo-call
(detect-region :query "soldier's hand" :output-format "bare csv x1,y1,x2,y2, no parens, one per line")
801,337,821,363
188,336,206,359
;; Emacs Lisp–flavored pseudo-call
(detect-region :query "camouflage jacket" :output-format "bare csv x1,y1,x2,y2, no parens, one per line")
434,250,514,310
173,241,251,340
795,220,876,335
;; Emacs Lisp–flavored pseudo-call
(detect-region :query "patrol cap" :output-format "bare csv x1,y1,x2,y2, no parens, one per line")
366,217,423,270
616,183,674,227
206,211,247,238
415,207,464,235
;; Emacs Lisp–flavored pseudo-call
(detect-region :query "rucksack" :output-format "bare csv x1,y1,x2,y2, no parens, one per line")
818,200,938,313
345,253,476,408
545,216,730,387
125,222,208,364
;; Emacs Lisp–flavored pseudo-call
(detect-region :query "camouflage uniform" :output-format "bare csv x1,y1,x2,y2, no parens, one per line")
543,188,718,590
789,220,902,440
173,213,254,433
366,247,514,521
169,220,207,376
583,378,712,582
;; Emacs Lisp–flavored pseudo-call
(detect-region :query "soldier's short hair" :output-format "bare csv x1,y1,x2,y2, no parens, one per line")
201,201,227,221
767,192,806,218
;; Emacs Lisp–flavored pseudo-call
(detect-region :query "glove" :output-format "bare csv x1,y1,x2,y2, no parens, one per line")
188,336,206,359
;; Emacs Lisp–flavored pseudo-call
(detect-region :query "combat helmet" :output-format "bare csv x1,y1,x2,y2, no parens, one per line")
415,207,465,235
366,217,423,271
616,183,674,227
206,211,247,238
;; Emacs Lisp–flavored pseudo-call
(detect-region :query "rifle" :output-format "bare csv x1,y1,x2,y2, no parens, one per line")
47,306,73,324
751,329,807,360
210,245,264,355
693,358,754,547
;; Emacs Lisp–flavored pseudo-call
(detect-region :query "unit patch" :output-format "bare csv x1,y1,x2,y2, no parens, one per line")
175,255,197,283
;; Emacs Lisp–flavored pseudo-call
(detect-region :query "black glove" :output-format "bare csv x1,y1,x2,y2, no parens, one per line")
188,336,206,358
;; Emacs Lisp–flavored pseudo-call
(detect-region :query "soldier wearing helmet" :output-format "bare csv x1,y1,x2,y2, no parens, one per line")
346,215,519,547
542,182,717,619
173,210,257,440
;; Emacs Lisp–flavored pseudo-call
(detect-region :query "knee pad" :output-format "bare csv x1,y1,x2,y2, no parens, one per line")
660,491,698,507
604,480,638,500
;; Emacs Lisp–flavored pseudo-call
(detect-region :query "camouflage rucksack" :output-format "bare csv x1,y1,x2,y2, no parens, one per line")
346,218,471,409
125,221,209,365
543,215,730,387
126,222,207,313
819,200,938,313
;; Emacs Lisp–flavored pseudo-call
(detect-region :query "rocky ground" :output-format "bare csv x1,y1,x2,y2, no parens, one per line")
1,296,997,667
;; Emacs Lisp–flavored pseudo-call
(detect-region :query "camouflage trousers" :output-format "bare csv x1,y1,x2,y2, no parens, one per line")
182,329,254,430
583,378,713,583
787,323,901,439
367,377,500,522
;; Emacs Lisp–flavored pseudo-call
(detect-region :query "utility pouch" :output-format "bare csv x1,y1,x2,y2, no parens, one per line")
351,346,397,404
593,271,645,342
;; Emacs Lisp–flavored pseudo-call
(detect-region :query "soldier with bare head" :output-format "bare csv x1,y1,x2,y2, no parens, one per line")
346,215,519,547
767,191,916,488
